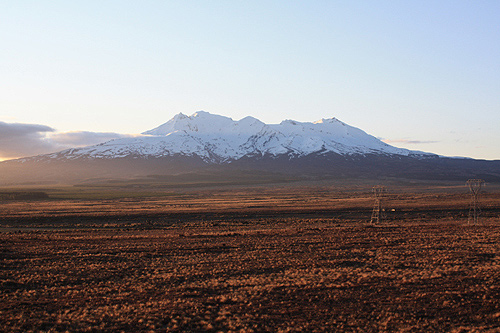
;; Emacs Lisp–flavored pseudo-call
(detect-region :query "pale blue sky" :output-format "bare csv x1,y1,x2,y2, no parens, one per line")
1,1,499,160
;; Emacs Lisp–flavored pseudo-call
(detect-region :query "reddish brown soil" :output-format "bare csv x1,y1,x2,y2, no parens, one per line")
1,188,500,332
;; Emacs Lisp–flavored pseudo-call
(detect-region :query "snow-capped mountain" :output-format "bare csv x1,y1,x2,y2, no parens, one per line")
30,111,431,163
3,111,500,184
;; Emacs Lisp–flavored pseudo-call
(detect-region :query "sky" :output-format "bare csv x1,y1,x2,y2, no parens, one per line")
1,1,499,161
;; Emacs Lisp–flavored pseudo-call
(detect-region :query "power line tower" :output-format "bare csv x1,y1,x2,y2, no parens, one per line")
467,179,485,225
371,185,387,224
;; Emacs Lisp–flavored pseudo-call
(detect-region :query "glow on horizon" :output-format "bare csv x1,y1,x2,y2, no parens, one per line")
1,1,499,160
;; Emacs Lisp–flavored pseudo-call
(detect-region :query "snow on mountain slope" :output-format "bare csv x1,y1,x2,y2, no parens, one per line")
27,111,432,163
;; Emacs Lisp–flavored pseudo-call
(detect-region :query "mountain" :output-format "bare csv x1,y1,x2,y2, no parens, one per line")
21,111,431,163
1,111,500,184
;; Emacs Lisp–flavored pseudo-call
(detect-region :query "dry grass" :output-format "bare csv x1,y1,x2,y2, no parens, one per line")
1,185,500,332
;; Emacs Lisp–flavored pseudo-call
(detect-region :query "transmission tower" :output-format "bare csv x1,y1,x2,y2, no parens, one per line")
371,185,387,224
467,179,485,225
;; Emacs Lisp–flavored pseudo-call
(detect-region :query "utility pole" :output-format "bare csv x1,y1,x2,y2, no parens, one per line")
467,179,485,225
371,185,387,224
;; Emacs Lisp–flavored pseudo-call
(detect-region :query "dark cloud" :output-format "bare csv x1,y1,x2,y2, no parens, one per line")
0,122,55,140
0,122,56,159
0,122,130,160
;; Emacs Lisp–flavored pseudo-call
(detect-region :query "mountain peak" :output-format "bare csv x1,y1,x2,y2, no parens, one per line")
26,111,433,164
191,110,213,118
132,111,430,161
143,111,234,136
314,117,340,124
143,111,268,137
280,119,300,126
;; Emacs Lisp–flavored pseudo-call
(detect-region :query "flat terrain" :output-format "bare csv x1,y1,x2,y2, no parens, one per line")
1,184,500,332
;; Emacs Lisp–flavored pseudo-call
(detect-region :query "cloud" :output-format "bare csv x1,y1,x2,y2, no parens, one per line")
0,122,55,139
0,122,56,159
49,131,130,147
0,121,131,160
382,139,439,145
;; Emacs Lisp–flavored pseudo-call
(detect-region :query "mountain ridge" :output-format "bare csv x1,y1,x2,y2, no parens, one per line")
18,111,432,164
2,111,499,185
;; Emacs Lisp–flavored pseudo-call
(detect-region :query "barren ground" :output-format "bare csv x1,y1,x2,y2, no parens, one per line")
1,185,500,332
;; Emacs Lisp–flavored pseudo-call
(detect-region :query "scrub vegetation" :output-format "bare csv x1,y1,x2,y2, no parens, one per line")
1,182,500,332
